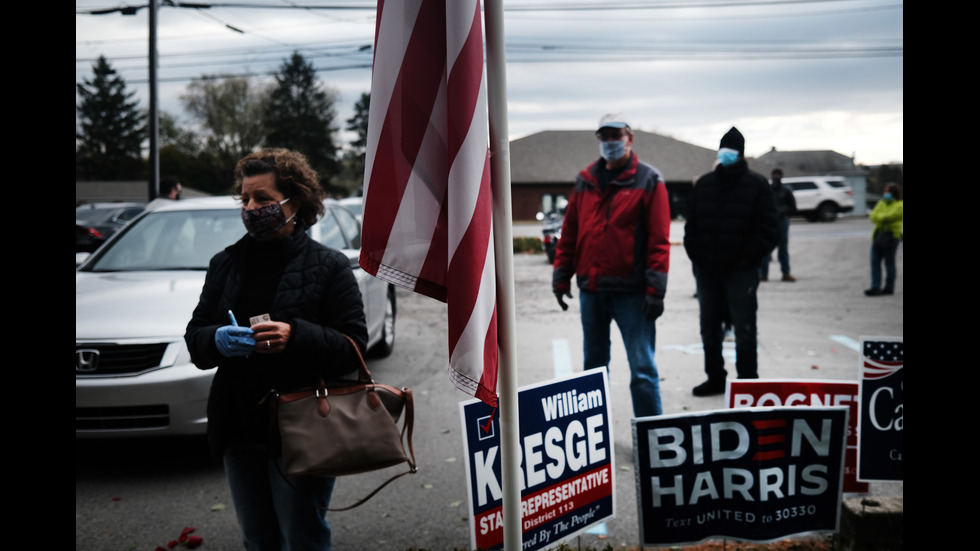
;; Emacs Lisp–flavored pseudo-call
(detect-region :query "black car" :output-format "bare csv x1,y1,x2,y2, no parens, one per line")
75,202,145,252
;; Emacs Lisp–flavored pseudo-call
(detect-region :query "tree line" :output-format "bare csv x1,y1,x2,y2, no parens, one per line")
76,52,370,199
77,51,903,201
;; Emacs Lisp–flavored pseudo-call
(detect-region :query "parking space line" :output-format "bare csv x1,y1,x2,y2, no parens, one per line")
552,338,574,378
552,338,607,537
829,334,861,352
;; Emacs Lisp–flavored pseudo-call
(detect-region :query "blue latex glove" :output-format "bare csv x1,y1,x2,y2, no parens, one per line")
215,325,256,357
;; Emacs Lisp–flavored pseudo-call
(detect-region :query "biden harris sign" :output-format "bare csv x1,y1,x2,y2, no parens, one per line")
632,407,847,547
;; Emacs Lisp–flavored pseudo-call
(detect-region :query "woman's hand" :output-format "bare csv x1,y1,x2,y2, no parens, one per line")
251,321,291,354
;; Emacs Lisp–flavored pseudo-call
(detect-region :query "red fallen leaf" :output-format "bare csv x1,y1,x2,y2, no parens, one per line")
185,535,204,549
112,496,122,501
181,527,196,536
168,541,178,549
811,365,819,369
155,547,168,551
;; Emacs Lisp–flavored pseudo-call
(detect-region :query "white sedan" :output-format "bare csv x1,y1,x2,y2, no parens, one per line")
75,196,396,438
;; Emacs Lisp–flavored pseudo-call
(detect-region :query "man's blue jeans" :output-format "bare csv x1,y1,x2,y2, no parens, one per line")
223,443,336,551
759,217,790,278
579,290,662,417
694,265,760,381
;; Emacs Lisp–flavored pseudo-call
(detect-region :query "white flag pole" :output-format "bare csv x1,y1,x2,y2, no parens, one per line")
484,0,522,548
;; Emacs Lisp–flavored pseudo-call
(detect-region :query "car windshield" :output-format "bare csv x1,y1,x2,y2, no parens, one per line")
310,207,360,251
83,209,244,272
76,207,120,224
341,200,363,217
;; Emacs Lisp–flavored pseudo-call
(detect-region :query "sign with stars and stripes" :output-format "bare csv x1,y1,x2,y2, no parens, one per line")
632,407,847,546
858,336,904,482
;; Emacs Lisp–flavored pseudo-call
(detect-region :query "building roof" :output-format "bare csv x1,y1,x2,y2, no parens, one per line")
509,130,780,185
756,148,866,176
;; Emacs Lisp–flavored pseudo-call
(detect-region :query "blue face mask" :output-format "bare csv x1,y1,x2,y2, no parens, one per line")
883,192,893,201
599,139,627,161
717,148,739,167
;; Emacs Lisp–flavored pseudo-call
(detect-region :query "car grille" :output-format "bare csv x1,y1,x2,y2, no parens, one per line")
76,343,168,376
76,405,169,430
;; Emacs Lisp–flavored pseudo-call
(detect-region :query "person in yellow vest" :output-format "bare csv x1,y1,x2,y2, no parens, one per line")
864,183,903,296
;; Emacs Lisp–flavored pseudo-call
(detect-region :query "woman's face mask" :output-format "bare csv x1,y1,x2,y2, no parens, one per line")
883,192,894,201
241,197,294,239
717,147,740,167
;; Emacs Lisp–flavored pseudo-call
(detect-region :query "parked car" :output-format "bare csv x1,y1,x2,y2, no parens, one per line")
536,210,564,264
75,196,396,438
780,176,854,222
75,202,145,252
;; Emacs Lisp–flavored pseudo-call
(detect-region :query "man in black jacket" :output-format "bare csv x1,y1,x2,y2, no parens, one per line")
684,127,779,396
759,168,797,282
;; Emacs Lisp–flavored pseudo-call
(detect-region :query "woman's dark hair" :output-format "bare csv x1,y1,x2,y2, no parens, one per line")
884,183,901,200
234,148,326,228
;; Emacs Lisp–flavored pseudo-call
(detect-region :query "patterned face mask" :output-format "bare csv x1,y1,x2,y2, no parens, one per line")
241,197,294,238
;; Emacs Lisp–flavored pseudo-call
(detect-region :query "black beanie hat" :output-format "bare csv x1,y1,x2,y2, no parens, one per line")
720,127,745,155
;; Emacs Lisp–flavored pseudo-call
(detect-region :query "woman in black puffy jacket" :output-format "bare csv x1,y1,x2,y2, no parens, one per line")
185,148,368,551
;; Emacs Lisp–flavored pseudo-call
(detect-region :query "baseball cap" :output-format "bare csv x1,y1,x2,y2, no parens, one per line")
597,113,630,131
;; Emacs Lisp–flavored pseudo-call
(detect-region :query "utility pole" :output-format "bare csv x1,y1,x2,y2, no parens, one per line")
148,0,160,201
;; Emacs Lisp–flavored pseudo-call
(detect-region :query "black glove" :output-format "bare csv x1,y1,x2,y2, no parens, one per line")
555,290,573,311
644,295,664,320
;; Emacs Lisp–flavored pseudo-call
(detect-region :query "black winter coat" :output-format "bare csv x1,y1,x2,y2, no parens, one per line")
185,230,368,458
684,160,779,271
771,182,797,219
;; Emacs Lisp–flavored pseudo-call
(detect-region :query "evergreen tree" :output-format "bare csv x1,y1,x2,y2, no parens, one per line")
76,55,146,180
264,52,339,183
344,92,371,188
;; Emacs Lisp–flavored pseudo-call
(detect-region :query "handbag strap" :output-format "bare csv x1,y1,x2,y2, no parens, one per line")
344,334,374,385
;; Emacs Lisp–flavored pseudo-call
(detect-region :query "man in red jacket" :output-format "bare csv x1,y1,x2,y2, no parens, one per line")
552,113,672,417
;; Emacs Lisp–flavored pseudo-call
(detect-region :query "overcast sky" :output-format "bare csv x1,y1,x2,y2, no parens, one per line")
76,0,903,166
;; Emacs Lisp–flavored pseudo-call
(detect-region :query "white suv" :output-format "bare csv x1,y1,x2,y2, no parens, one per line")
780,176,854,222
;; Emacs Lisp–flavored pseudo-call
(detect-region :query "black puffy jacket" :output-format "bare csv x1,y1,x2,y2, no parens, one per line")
684,160,779,271
185,230,368,458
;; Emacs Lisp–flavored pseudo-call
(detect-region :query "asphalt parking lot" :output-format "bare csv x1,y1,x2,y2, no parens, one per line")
75,216,902,550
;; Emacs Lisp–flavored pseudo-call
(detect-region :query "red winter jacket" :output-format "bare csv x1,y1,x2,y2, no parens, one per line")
552,153,671,298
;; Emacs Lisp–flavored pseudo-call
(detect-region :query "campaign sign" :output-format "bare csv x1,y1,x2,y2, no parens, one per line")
858,337,903,482
459,368,614,551
727,379,869,494
633,407,847,547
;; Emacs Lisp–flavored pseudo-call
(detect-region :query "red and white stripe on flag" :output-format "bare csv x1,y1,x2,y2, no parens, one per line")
359,0,498,407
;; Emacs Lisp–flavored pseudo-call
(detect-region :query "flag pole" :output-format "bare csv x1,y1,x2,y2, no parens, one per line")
484,0,522,548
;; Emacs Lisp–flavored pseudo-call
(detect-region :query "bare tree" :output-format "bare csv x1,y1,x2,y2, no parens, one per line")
181,74,271,181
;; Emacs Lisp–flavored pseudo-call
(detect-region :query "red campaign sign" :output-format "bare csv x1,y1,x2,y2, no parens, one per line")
473,464,613,550
727,379,869,494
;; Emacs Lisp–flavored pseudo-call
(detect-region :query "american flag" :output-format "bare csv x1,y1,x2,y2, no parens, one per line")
862,339,903,379
359,0,498,407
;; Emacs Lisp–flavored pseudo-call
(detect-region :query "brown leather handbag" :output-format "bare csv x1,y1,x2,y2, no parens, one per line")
267,335,417,510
